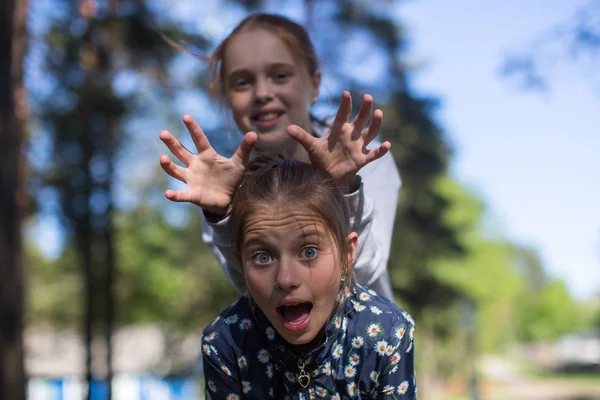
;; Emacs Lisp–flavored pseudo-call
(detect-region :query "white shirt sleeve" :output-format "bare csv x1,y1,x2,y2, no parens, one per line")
354,149,402,299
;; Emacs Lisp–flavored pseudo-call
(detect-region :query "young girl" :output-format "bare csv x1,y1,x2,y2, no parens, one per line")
201,156,416,399
159,13,401,300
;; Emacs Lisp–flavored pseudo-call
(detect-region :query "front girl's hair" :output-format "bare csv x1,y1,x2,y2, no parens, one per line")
231,155,353,294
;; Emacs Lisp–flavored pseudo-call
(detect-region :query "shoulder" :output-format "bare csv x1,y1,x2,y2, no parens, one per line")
358,149,400,190
346,284,415,349
202,296,256,359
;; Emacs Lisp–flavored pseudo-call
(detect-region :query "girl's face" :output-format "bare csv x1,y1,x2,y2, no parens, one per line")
241,206,357,348
222,28,320,155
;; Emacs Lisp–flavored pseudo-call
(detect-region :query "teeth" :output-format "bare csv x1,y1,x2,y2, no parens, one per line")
257,112,279,121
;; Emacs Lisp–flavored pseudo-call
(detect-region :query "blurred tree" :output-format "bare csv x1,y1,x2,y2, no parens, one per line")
0,0,28,398
516,279,586,341
501,0,600,91
32,0,207,397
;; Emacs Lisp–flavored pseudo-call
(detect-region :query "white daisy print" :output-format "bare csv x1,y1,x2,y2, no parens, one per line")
349,353,360,365
237,356,248,368
285,371,295,383
202,344,211,356
368,289,378,296
382,384,395,395
403,311,415,325
351,336,364,348
265,326,275,340
409,325,415,340
370,306,382,315
352,301,366,312
331,394,341,400
386,345,395,356
334,316,342,329
239,318,252,330
207,380,217,392
406,341,413,353
221,365,232,376
268,387,274,397
265,363,274,379
242,381,251,394
316,386,327,397
370,371,380,383
344,364,357,378
322,362,332,376
359,292,370,301
332,344,343,359
205,332,217,342
375,340,389,356
225,314,238,324
346,382,357,397
390,352,401,365
367,323,381,338
395,325,406,340
398,380,409,394
258,349,270,363
226,395,240,400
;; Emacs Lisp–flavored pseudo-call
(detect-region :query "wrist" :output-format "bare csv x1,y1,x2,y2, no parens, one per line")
203,204,231,222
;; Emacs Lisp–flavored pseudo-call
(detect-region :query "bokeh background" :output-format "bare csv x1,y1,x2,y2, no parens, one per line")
2,0,599,399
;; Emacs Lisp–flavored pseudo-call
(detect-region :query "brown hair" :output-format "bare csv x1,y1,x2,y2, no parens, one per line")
206,13,320,103
231,155,354,294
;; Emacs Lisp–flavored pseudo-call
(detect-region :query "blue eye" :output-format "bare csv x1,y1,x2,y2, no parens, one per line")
253,252,273,264
300,247,318,259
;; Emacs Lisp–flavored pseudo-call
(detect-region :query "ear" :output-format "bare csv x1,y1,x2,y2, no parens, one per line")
310,70,321,105
346,232,358,271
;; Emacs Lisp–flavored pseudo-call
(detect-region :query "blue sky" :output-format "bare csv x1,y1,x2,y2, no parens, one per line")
397,0,600,300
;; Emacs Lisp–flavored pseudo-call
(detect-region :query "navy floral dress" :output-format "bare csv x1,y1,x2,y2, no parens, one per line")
201,284,416,399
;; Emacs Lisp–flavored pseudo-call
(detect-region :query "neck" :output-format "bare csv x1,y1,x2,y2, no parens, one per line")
254,135,311,163
286,328,326,355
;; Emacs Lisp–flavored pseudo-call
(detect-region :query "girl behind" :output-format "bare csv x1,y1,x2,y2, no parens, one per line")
159,13,401,300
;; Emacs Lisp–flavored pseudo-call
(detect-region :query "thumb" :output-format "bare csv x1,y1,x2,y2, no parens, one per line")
231,131,257,166
287,124,316,153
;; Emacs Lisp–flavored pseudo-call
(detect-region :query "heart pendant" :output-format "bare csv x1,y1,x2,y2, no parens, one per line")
297,371,310,388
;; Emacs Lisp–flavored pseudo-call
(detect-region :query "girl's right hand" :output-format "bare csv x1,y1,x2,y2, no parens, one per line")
159,114,257,216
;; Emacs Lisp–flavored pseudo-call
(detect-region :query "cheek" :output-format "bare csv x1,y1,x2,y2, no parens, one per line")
228,93,251,121
244,267,271,298
284,79,312,109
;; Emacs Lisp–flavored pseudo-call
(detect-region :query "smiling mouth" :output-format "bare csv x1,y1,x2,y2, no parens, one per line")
277,302,313,325
252,111,283,123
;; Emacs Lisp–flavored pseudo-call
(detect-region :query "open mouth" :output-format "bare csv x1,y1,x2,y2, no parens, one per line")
277,302,313,330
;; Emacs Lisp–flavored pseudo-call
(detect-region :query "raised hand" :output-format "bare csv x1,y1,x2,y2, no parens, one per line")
159,114,257,215
286,91,390,184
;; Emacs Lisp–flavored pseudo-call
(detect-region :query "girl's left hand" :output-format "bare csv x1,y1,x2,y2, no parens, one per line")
286,91,391,185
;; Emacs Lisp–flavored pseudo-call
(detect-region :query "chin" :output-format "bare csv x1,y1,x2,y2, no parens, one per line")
254,130,290,150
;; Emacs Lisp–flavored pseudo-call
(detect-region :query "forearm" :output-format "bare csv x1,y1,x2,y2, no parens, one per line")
201,212,247,294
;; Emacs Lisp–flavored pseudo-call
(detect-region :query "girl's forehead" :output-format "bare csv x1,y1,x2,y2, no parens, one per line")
223,27,302,72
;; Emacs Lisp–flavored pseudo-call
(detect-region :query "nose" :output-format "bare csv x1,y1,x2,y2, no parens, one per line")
275,257,301,292
254,77,273,104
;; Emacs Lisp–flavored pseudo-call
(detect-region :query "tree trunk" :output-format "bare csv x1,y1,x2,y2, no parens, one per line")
0,0,28,398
